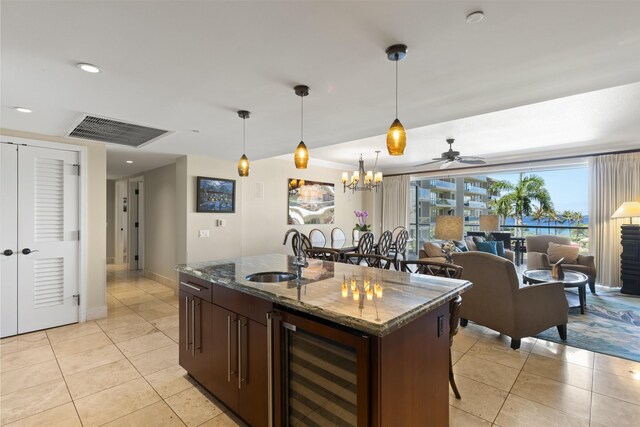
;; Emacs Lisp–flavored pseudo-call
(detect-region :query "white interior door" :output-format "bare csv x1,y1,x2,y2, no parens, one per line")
17,145,80,333
1,144,19,337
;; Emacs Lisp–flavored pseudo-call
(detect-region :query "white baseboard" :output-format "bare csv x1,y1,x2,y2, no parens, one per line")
87,305,107,320
144,270,177,290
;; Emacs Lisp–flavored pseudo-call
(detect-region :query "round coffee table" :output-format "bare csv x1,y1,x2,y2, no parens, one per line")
522,268,589,314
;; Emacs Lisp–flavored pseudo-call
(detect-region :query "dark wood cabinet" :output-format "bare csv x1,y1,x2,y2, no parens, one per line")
178,273,271,427
178,290,214,391
620,224,640,295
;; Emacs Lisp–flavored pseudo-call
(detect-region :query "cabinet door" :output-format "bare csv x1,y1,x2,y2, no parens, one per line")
239,318,268,427
179,292,214,388
178,290,195,374
210,304,239,412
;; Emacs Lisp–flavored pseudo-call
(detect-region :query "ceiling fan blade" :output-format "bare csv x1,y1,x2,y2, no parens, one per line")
457,156,485,160
457,158,486,165
414,160,443,167
439,160,454,169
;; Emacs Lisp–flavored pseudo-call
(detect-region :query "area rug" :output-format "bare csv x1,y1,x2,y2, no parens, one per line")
536,287,640,362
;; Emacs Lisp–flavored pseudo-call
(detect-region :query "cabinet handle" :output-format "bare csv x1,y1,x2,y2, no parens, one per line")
266,312,273,427
191,299,195,356
180,281,202,292
227,315,236,381
238,319,243,389
184,296,189,351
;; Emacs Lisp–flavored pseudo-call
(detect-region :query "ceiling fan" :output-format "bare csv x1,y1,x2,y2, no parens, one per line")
416,138,486,169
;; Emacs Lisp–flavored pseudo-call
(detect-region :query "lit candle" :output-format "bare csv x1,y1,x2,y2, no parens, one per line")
352,288,359,301
375,283,383,298
353,170,360,182
341,172,348,184
364,279,370,291
342,282,348,298
351,277,357,291
366,288,373,300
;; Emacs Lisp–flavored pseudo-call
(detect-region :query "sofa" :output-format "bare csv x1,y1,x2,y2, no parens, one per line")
525,235,597,294
451,251,569,350
419,236,515,263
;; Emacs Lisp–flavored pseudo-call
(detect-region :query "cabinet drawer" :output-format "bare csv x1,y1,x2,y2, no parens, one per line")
179,273,213,303
213,283,272,325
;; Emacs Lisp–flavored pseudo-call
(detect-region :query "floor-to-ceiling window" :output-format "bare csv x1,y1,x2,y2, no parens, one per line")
408,164,589,257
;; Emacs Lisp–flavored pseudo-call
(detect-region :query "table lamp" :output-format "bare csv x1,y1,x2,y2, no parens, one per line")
611,201,640,295
435,216,463,262
479,214,499,240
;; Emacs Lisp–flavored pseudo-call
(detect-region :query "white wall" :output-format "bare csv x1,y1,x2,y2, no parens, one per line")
0,129,107,318
240,158,363,256
178,155,244,263
142,163,177,287
106,180,116,263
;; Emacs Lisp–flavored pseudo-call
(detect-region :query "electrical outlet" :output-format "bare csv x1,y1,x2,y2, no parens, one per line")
199,230,210,238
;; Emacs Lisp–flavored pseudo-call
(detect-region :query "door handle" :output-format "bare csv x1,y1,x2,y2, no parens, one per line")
21,248,39,255
2,249,13,256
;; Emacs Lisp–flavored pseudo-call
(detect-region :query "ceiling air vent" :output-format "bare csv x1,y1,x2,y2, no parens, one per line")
66,114,170,147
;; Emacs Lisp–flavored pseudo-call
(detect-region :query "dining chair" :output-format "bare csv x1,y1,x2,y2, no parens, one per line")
305,248,340,262
331,227,346,249
309,229,326,247
376,230,393,257
390,229,410,270
291,233,312,256
345,253,393,269
343,232,375,265
400,259,463,279
449,295,463,399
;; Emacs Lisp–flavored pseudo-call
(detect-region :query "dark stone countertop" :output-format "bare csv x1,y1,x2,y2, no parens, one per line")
176,254,472,337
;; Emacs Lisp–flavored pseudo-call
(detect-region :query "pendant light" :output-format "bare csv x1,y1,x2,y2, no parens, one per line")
293,85,310,169
237,110,250,177
385,44,408,156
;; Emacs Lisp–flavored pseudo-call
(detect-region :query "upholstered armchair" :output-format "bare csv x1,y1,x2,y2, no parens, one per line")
451,252,568,350
525,235,597,294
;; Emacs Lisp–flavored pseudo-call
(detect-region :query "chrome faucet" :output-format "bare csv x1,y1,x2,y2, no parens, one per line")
283,228,307,268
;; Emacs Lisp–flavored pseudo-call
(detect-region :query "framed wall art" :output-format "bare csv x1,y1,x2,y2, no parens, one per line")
287,178,335,225
197,176,236,213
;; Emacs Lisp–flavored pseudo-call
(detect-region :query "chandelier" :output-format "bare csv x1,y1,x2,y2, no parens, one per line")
342,151,383,193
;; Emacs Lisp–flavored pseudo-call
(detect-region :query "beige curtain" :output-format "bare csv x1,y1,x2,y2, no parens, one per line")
589,152,640,287
382,175,410,231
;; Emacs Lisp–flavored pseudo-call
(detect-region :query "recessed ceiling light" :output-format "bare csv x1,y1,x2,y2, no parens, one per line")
466,11,485,24
14,107,32,113
126,160,134,164
77,63,102,73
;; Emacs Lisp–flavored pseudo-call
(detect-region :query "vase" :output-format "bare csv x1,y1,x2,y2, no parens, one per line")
353,229,360,245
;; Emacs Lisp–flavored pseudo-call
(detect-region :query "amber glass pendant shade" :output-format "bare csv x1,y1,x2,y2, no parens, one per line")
386,118,406,156
294,141,309,169
237,154,249,177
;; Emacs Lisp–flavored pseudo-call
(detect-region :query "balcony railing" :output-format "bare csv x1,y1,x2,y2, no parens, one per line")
429,179,456,190
430,198,456,206
464,200,487,209
464,185,488,195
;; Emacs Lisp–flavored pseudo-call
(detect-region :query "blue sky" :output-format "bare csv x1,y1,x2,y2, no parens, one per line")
487,167,588,214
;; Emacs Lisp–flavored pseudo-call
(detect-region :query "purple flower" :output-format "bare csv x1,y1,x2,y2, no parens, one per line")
354,210,369,227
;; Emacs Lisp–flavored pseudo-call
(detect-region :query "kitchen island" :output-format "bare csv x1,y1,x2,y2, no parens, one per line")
176,254,471,427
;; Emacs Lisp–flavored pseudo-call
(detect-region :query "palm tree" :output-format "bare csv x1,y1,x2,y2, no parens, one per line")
544,209,558,235
488,174,553,237
559,210,574,238
531,205,546,235
488,196,514,228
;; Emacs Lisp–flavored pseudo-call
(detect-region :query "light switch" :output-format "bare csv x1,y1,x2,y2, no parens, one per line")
199,230,210,238
219,219,226,227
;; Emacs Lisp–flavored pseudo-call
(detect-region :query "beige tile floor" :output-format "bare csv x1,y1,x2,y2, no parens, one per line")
1,265,639,426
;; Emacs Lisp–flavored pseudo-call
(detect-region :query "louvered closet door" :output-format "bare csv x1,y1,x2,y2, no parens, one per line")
17,146,79,333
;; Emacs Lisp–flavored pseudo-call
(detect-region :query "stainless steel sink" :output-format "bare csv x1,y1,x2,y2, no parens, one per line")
245,271,298,283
